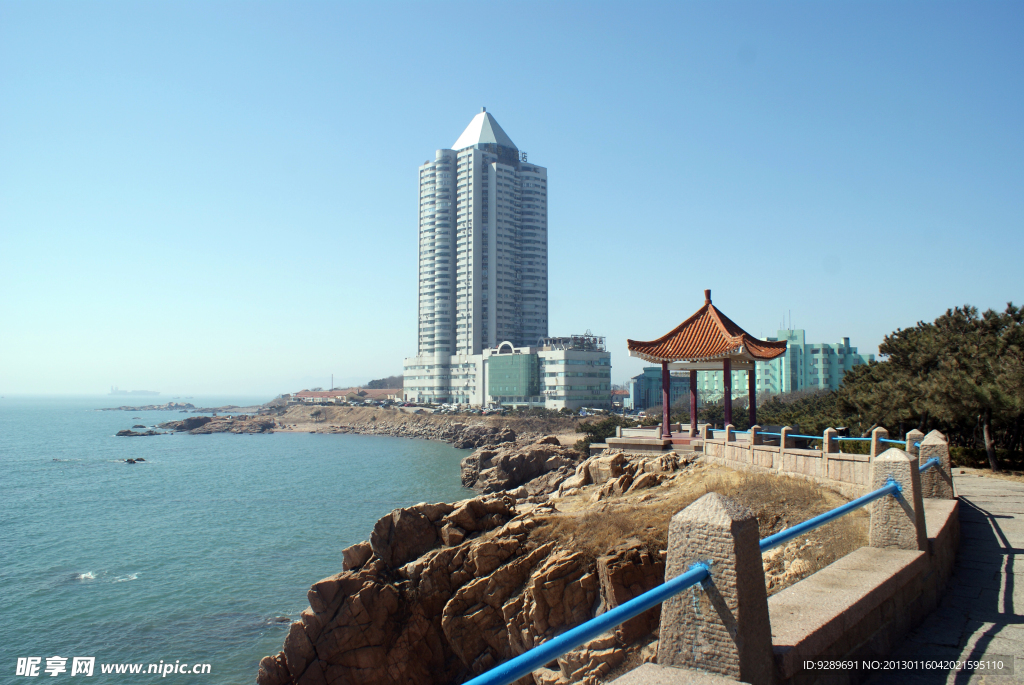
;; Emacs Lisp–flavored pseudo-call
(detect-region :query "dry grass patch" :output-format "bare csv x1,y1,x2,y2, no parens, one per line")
531,464,867,594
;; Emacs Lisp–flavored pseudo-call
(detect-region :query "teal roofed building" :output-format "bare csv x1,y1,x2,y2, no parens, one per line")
696,329,874,399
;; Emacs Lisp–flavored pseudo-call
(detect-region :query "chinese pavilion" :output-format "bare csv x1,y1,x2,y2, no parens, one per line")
627,290,788,438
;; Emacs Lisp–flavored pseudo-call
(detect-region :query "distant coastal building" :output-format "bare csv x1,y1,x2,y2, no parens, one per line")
405,333,611,410
695,329,874,399
628,368,692,411
405,109,565,407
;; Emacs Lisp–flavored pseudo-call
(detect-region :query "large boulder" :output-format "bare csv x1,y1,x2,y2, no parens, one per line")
159,415,212,431
596,539,665,644
587,453,626,484
341,542,372,571
461,438,582,493
452,426,517,449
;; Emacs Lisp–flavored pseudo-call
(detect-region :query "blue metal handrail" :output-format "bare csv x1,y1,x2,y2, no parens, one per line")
837,436,871,441
465,477,906,685
461,564,710,685
789,433,823,440
919,457,940,473
878,437,905,445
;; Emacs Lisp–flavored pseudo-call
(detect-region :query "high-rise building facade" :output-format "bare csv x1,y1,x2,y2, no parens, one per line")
417,108,548,356
406,110,549,405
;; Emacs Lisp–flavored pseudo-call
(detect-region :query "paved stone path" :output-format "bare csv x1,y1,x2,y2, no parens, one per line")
873,472,1024,684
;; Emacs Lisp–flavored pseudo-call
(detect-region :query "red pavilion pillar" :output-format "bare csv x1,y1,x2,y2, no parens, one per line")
689,369,698,437
748,365,757,428
661,362,671,438
723,358,732,427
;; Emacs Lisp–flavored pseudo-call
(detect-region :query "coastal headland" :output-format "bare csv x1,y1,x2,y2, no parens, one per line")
271,405,583,447
133,403,586,447
256,438,864,685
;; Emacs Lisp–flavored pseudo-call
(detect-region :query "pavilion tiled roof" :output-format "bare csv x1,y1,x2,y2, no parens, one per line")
627,290,788,364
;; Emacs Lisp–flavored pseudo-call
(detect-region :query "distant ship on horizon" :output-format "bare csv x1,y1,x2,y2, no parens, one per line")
108,386,160,397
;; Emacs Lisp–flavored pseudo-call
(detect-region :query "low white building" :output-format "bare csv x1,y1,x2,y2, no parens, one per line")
403,333,611,410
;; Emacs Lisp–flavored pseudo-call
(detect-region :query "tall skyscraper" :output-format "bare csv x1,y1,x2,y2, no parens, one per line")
405,109,551,405
417,108,548,356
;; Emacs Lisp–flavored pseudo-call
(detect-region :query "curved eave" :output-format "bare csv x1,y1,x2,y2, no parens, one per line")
628,345,746,364
626,340,788,364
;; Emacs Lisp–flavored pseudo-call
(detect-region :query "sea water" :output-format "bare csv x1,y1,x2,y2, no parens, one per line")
0,396,471,682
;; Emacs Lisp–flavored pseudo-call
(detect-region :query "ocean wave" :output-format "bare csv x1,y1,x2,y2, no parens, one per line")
114,573,138,582
77,572,96,580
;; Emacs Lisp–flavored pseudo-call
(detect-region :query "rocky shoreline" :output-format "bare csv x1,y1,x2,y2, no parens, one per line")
156,414,276,434
115,404,578,448
272,406,581,449
100,402,265,414
256,437,863,685
257,438,686,685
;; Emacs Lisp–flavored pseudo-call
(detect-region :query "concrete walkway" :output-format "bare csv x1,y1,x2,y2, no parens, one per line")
872,472,1024,684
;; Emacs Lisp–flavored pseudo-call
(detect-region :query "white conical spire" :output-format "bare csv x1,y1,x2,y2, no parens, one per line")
452,108,518,151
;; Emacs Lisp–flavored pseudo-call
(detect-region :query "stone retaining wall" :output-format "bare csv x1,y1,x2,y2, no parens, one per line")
701,439,871,499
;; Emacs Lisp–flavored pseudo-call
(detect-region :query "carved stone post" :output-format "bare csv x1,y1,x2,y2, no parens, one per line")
870,426,889,459
780,426,794,449
659,493,775,684
919,430,954,499
824,428,839,454
724,424,735,444
905,429,924,459
750,425,762,446
869,448,927,551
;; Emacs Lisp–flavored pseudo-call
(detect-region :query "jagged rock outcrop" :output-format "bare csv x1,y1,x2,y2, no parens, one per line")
461,437,582,493
191,415,275,434
341,542,372,571
451,426,517,449
157,415,213,431
256,485,669,685
596,539,665,644
157,415,276,434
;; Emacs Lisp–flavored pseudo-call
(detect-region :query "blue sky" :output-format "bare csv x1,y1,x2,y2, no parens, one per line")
1,1,1021,397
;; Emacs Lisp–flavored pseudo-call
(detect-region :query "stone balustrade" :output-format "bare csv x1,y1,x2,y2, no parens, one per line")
612,432,959,685
700,426,954,502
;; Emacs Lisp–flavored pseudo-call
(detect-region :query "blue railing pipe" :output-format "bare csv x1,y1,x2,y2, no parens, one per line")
878,438,906,445
788,433,824,440
461,563,711,685
837,436,871,441
759,478,902,552
919,457,940,473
